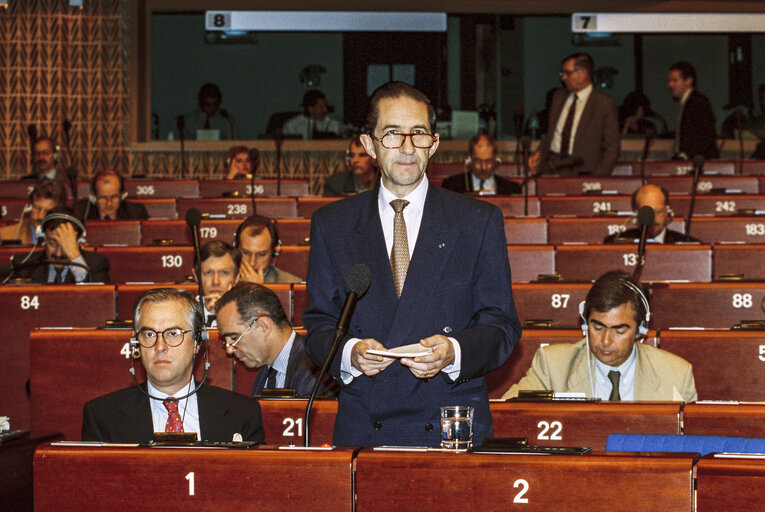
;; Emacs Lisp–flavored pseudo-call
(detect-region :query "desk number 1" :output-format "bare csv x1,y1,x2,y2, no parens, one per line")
185,472,195,496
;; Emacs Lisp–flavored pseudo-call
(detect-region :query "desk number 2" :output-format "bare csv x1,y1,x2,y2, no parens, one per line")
185,472,195,496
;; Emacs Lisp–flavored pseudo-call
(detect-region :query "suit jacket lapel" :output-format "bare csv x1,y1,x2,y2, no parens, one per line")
568,341,593,393
117,386,153,442
572,91,596,153
387,186,457,345
634,343,660,400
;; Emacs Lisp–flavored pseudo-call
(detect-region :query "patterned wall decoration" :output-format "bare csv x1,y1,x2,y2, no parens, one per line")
0,0,129,180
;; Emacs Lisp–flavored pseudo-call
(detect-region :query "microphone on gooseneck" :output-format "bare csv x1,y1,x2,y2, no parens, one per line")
304,264,371,447
177,115,187,178
520,136,532,216
685,155,704,242
639,126,655,186
249,148,259,215
186,208,204,311
67,166,79,203
632,205,655,282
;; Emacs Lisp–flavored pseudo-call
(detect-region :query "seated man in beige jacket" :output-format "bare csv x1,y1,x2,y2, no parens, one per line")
503,271,697,402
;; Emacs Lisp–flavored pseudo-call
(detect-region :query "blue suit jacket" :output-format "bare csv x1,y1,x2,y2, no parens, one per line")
251,334,338,397
303,183,521,447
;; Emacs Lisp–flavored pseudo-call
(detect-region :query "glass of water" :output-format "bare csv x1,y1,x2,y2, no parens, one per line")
440,406,474,450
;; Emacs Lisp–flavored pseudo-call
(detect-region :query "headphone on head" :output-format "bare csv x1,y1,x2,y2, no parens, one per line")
40,211,87,245
88,170,127,205
578,278,651,339
233,215,281,258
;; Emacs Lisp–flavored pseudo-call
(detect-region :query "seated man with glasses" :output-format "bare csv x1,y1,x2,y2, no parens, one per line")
73,169,149,221
82,288,265,443
216,282,338,397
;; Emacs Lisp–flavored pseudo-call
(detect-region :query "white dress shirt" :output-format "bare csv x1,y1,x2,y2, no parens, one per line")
551,84,593,155
592,343,637,401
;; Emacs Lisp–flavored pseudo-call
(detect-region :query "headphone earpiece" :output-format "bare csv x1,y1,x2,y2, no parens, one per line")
129,336,141,359
345,147,351,167
578,300,587,336
666,205,674,222
41,212,87,245
225,156,232,168
53,145,61,162
464,156,472,167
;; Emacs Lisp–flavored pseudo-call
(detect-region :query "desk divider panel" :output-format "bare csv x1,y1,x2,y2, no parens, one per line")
683,403,765,438
0,285,115,430
83,220,141,246
124,179,199,198
96,246,195,283
198,179,309,198
139,219,242,246
713,243,765,280
176,197,298,220
696,454,765,512
504,217,547,244
651,283,765,329
506,244,555,282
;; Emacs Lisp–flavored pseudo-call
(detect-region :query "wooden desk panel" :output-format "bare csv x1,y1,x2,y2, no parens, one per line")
683,403,765,438
692,217,765,244
548,217,687,244
139,219,241,246
650,283,765,329
696,454,765,512
512,283,590,327
427,162,522,180
743,161,765,175
124,179,199,198
83,220,141,246
713,244,765,280
176,197,298,220
96,246,195,283
504,217,547,244
275,218,311,246
29,329,235,440
0,180,36,199
34,445,354,511
257,399,338,446
0,285,115,429
133,198,177,219
1,432,63,511
481,195,541,217
292,283,308,327
536,176,641,195
541,195,633,216
650,175,760,194
556,244,712,282
484,329,583,398
296,197,339,218
355,451,695,512
507,245,555,282
657,329,765,401
0,198,29,222
198,179,309,198
643,161,735,175
275,246,308,281
670,194,765,217
491,402,681,450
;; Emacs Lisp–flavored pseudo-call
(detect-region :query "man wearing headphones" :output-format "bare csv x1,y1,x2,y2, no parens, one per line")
0,179,67,245
282,90,343,139
22,137,64,181
216,282,338,397
82,288,265,443
323,135,378,196
193,240,241,327
179,83,238,140
441,134,521,195
235,215,302,284
10,206,110,283
502,271,697,401
603,184,700,243
72,169,149,221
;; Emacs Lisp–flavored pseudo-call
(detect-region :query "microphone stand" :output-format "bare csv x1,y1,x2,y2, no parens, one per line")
177,115,187,179
736,114,745,175
275,131,284,197
639,129,654,187
685,156,704,242
521,144,530,217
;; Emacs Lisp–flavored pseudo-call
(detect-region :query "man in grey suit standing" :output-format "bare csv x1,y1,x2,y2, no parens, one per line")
303,82,521,448
529,53,620,176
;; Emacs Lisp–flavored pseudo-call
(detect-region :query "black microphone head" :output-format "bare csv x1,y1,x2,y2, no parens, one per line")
249,148,260,171
66,166,78,179
520,135,532,150
693,154,705,169
63,119,72,133
176,115,185,130
185,207,202,228
637,205,655,227
28,124,37,140
344,263,371,296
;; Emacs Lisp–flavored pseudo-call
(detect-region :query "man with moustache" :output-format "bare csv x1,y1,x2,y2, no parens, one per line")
22,137,65,181
82,288,264,443
304,81,521,447
323,135,378,196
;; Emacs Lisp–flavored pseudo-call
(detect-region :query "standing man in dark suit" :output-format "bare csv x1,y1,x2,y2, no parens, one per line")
72,169,149,221
668,61,719,161
82,288,264,443
303,81,521,447
216,282,337,397
529,53,620,176
10,206,110,283
441,134,521,195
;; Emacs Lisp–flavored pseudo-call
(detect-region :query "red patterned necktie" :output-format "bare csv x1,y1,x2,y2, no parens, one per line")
163,398,184,432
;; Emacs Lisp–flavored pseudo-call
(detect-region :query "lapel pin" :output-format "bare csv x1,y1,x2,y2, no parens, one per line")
443,326,452,334
438,242,445,249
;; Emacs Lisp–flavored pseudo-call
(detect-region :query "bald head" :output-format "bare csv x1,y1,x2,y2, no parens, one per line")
633,184,670,238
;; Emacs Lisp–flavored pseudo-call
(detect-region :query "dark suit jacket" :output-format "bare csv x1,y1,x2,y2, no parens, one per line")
22,169,65,180
72,199,149,220
11,249,110,283
441,173,521,195
677,90,719,160
81,384,265,443
251,334,339,397
539,87,620,176
303,184,521,447
603,227,700,244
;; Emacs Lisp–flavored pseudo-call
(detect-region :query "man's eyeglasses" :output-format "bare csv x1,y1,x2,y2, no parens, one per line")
223,318,258,349
135,328,191,348
373,132,436,149
559,68,581,78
